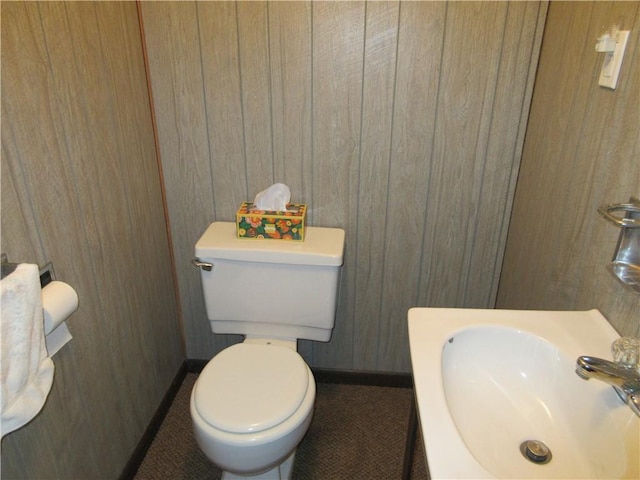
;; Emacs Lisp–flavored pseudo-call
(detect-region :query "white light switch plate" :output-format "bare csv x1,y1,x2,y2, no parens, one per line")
599,30,630,89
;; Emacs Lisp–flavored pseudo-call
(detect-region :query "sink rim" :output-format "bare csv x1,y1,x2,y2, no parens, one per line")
407,308,637,480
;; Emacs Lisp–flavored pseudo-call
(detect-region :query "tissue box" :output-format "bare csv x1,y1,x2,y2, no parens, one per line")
236,202,306,241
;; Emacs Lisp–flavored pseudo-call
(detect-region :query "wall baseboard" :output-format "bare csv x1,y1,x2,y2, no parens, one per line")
312,367,413,388
119,362,187,480
187,358,413,387
185,358,207,372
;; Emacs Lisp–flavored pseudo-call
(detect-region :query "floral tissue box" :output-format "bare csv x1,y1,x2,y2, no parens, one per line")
236,202,306,241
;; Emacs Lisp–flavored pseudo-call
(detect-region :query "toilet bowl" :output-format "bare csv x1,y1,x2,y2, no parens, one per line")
190,340,316,479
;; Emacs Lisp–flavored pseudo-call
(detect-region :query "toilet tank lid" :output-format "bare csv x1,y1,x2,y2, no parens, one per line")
195,222,345,266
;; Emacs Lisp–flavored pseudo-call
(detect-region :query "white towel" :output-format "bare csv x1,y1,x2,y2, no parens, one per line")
1,263,54,438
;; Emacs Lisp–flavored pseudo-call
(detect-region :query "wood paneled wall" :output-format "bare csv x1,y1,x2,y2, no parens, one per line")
1,2,183,478
498,1,640,337
5,1,636,478
141,1,547,372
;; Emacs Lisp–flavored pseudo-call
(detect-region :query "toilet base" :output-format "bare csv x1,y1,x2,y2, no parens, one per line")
221,450,296,480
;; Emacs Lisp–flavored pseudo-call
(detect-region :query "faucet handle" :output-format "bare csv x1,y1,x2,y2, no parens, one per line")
612,337,640,371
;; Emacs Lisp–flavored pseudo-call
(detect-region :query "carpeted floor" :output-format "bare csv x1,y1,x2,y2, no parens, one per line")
133,373,429,479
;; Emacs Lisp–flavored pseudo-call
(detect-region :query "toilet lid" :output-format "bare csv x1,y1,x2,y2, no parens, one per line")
194,343,309,434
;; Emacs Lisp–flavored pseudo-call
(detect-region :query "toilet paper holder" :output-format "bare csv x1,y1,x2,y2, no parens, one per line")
39,262,56,287
0,253,18,279
1,255,77,354
597,196,640,293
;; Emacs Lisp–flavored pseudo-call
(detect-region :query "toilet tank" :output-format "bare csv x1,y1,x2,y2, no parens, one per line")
194,222,345,342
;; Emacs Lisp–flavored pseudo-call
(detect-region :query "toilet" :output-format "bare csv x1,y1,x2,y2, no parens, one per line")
190,221,345,479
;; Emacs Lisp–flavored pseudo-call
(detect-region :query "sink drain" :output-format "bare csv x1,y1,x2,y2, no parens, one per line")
520,440,552,464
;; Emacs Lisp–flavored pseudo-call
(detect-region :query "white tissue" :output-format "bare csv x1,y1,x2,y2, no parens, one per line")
42,281,77,356
253,183,291,211
42,281,78,334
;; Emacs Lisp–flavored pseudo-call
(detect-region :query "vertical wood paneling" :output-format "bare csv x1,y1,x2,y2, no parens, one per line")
464,0,548,307
139,1,218,359
237,2,274,193
422,1,508,309
1,115,78,479
377,1,446,371
311,1,365,227
37,0,135,464
498,1,640,338
268,1,312,202
60,3,154,437
310,1,365,368
500,2,597,307
267,1,314,359
94,0,178,423
141,1,546,371
1,2,183,478
353,1,400,370
3,3,117,474
198,2,248,219
1,133,42,264
547,1,627,305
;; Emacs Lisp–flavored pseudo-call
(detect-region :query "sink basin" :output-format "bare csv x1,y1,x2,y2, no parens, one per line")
408,308,639,479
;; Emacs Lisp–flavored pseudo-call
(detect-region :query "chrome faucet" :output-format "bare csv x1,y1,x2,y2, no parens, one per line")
576,356,640,417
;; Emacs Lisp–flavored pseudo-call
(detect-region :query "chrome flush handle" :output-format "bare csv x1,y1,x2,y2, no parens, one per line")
191,258,213,271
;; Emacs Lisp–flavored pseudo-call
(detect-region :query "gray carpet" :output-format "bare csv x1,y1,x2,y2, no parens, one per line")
134,373,429,479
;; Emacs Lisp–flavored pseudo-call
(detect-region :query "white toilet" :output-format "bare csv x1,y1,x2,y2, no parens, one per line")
190,221,345,479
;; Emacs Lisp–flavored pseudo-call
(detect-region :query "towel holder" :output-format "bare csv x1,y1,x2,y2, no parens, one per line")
598,198,640,228
597,196,640,293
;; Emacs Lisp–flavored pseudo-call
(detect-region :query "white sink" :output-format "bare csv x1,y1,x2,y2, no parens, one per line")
408,308,639,479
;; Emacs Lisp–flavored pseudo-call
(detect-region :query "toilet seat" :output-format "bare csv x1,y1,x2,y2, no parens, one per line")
194,343,309,434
